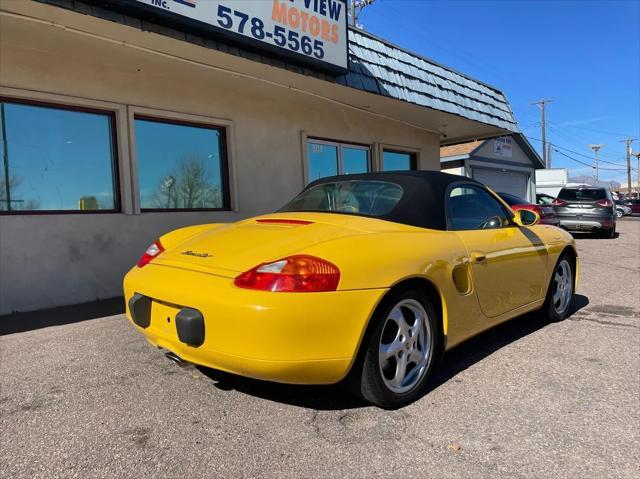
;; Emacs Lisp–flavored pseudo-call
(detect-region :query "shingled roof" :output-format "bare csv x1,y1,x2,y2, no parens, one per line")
36,0,519,132
344,29,518,131
440,140,483,158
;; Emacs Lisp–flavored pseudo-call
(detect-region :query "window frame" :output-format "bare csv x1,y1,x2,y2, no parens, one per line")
0,96,122,215
305,137,371,183
133,114,231,213
445,181,516,231
381,148,418,171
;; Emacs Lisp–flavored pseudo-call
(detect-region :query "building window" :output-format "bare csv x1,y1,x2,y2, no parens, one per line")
307,139,370,182
382,149,417,171
135,117,229,211
0,99,119,213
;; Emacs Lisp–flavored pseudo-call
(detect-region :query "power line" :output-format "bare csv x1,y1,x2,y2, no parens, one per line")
552,149,628,171
547,125,629,166
525,135,636,169
525,135,636,172
551,123,638,138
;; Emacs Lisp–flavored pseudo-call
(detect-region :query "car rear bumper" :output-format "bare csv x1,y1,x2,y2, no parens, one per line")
557,216,615,231
123,264,387,384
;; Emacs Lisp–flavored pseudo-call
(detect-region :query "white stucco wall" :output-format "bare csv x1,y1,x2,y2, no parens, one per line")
0,7,442,314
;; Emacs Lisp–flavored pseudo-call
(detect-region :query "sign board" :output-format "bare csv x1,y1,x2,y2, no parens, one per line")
493,137,513,158
129,0,348,71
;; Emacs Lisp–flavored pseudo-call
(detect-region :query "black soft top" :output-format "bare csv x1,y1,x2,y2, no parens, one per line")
301,170,486,231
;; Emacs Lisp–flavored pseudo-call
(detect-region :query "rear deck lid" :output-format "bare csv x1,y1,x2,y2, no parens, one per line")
152,213,393,276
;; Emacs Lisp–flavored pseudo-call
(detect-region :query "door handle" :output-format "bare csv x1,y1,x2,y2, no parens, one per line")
470,252,487,264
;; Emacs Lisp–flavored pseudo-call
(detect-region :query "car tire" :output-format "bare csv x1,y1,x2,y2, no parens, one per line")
542,253,575,322
615,209,623,218
597,225,616,238
348,288,439,409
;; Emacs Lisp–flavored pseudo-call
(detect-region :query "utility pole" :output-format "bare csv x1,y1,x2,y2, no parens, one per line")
350,0,356,26
349,0,376,28
589,144,604,182
532,99,554,168
620,138,636,196
547,143,552,167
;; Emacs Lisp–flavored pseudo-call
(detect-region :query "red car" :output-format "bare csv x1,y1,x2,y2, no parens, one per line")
621,199,640,215
498,192,560,226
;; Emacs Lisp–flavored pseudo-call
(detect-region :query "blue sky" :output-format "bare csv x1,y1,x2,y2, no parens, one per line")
358,0,640,184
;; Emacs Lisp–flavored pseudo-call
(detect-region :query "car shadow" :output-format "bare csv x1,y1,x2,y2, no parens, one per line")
196,294,589,411
569,231,620,240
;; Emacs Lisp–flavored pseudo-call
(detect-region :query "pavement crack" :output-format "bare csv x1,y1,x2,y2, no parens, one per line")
569,316,637,328
580,260,639,273
309,409,321,437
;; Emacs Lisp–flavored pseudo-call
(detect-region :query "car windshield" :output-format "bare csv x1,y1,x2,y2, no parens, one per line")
558,188,606,201
537,195,554,205
281,180,404,217
498,192,528,206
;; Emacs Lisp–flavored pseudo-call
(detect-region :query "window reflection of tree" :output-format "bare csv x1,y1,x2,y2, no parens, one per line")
152,154,221,209
0,174,40,211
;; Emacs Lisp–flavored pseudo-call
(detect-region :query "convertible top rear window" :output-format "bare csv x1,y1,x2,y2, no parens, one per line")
281,180,404,217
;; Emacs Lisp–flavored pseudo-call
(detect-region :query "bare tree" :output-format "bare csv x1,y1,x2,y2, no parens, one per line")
0,174,39,211
152,155,222,209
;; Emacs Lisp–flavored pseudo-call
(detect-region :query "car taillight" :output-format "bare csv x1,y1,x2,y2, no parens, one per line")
552,198,567,206
137,240,164,268
234,255,340,292
595,199,613,207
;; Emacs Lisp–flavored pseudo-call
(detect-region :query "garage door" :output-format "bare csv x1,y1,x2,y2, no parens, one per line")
472,169,528,199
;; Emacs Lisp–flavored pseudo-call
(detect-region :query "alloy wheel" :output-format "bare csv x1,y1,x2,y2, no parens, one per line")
378,299,433,394
552,259,573,315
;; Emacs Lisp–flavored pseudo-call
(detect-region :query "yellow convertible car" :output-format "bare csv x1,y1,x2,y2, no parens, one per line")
124,171,577,408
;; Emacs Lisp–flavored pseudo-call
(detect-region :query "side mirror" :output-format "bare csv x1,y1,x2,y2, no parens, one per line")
514,208,540,227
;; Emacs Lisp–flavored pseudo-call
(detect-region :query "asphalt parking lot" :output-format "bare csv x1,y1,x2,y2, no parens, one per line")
1,219,639,478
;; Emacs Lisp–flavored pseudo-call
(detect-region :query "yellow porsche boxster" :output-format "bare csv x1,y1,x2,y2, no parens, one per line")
124,171,577,408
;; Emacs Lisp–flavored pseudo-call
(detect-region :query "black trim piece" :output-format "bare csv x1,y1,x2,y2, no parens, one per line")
440,159,464,169
129,293,151,329
175,307,205,347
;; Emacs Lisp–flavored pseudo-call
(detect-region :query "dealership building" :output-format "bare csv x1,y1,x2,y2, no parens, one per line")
0,0,519,315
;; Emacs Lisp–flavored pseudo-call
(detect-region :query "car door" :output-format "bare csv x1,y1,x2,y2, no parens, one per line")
447,184,549,319
624,199,640,214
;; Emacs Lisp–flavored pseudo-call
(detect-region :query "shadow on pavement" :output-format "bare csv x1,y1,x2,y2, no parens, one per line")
569,231,620,240
197,294,590,410
0,297,125,335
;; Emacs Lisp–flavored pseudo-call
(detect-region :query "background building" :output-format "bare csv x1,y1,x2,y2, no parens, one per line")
0,0,518,314
440,134,543,202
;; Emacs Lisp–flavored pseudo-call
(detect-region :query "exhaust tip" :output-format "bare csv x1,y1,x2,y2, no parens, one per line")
164,351,194,369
